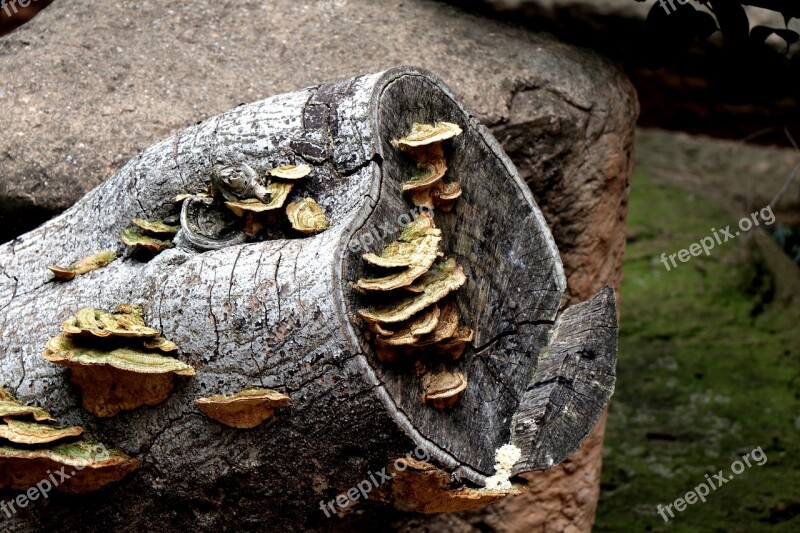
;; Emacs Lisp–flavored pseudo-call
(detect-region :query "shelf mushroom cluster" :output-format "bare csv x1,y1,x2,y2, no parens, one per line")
49,161,331,281
42,305,196,418
221,162,329,235
0,388,139,493
178,159,330,249
394,122,464,212
356,122,474,409
31,150,345,497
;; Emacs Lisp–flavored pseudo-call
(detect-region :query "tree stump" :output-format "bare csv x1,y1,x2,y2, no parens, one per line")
0,67,617,531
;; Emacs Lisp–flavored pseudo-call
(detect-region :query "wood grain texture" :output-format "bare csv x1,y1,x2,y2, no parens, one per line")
511,286,617,472
0,67,617,531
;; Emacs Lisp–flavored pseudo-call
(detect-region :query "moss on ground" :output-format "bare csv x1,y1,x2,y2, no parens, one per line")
595,170,800,532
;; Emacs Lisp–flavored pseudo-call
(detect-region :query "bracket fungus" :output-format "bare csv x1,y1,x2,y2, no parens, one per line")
421,371,468,409
367,299,474,362
0,418,84,445
120,217,179,254
142,336,179,353
43,305,195,417
47,250,117,281
355,120,473,409
358,257,466,324
196,389,291,429
211,157,269,203
61,306,160,339
0,389,55,422
357,213,442,291
401,143,448,192
390,458,522,514
430,181,463,213
267,163,312,180
0,390,71,444
286,198,330,235
414,298,460,344
393,121,463,211
363,213,442,269
120,227,175,253
431,325,475,360
0,441,140,493
392,121,463,150
174,190,209,203
370,304,441,344
0,389,138,493
369,305,443,363
131,218,180,237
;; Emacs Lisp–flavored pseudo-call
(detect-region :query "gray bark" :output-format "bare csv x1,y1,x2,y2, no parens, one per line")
0,67,617,532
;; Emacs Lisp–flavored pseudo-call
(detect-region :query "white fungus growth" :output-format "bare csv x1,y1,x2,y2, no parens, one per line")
483,443,522,491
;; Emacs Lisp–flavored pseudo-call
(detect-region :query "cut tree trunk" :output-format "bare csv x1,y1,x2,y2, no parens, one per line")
0,67,617,532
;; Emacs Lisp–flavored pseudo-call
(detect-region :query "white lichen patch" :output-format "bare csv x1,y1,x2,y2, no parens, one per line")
483,443,522,492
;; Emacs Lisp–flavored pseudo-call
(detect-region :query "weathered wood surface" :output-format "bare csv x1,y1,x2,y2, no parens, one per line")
0,67,617,531
510,286,617,471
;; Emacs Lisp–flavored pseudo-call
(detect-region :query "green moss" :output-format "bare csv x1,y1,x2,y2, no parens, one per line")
596,170,800,532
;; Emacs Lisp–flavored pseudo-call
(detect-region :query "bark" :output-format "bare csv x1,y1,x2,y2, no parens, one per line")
0,67,617,531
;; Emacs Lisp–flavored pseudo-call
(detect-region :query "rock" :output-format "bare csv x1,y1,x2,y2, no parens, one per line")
0,1,637,530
